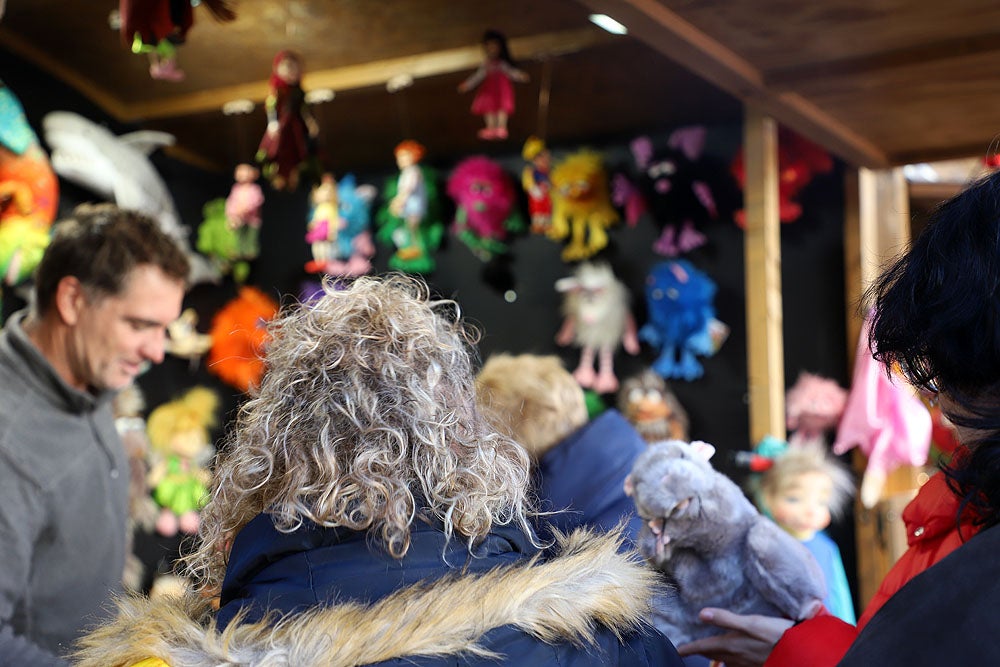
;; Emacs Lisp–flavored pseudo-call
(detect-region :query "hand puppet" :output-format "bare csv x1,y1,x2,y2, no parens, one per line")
639,260,721,381
786,371,848,448
256,50,320,191
42,111,217,284
620,128,718,256
446,155,524,261
754,441,857,624
625,439,825,643
196,198,257,283
206,286,279,393
617,369,689,443
119,0,235,81
732,126,834,227
457,29,529,140
555,262,639,394
548,150,619,262
146,387,218,537
521,135,552,233
833,314,931,508
0,81,57,287
376,140,444,274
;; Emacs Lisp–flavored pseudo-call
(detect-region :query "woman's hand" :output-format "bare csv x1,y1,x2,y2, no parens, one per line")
675,608,795,667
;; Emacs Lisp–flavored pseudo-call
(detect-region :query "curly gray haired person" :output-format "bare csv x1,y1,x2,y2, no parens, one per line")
76,274,683,667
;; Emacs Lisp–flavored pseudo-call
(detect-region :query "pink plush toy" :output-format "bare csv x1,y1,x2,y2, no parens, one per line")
785,371,848,448
555,262,640,394
833,314,932,507
225,163,264,230
446,155,523,261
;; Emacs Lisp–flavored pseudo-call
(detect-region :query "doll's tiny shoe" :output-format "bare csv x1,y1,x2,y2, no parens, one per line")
493,127,509,140
477,128,496,140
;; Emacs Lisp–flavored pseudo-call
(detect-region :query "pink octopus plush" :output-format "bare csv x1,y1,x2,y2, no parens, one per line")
446,155,523,261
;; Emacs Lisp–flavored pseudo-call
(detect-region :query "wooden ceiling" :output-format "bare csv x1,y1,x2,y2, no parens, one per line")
2,0,999,173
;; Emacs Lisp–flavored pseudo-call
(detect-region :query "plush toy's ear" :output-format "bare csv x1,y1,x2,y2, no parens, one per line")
690,440,716,462
630,136,653,169
668,126,707,161
623,474,635,497
554,276,580,293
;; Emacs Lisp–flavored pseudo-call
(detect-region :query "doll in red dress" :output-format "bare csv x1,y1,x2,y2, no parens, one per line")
458,30,529,141
256,50,319,191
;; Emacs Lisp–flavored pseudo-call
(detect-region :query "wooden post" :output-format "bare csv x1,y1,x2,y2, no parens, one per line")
743,107,784,443
843,166,922,609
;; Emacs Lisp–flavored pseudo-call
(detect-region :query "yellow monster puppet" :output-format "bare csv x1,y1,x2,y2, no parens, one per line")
548,150,619,262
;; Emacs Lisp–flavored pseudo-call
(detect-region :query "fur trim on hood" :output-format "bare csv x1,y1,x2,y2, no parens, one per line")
75,527,663,667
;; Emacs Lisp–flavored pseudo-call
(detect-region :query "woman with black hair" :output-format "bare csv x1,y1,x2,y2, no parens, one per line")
678,169,1000,666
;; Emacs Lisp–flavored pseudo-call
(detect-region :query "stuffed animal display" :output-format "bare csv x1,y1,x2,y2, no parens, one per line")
457,29,529,141
625,439,826,643
639,259,721,381
617,369,689,443
146,387,219,537
548,150,619,262
446,155,524,261
555,262,639,394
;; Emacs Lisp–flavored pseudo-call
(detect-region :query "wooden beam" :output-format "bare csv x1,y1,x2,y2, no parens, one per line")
573,0,889,167
123,28,615,121
742,106,785,443
766,32,1000,89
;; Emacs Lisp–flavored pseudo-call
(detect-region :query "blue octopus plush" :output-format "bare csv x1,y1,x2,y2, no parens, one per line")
640,260,718,381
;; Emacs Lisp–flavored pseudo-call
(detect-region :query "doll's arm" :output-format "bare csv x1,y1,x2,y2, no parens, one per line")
458,65,486,92
622,312,640,354
500,61,530,83
555,315,576,346
264,94,279,133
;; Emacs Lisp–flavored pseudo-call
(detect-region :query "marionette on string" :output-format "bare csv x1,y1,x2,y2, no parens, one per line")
119,0,235,81
458,29,529,141
256,50,319,191
521,135,553,233
304,173,339,273
376,140,444,274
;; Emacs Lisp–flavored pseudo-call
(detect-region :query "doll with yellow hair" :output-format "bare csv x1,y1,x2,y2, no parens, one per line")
521,135,552,234
146,387,219,537
476,353,646,542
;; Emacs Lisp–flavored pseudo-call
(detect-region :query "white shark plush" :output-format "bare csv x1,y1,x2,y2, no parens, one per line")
41,111,218,284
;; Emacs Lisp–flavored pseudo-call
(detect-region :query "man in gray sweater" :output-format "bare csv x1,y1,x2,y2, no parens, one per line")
0,204,188,664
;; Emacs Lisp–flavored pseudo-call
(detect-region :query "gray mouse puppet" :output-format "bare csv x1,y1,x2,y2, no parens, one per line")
624,439,826,644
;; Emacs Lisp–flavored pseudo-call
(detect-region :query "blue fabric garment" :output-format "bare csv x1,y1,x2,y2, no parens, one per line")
217,511,682,666
535,409,646,543
802,530,856,624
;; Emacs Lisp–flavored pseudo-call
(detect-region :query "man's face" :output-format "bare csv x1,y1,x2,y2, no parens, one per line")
68,264,185,392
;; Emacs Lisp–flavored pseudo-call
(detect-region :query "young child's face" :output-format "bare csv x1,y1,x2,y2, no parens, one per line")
766,471,833,541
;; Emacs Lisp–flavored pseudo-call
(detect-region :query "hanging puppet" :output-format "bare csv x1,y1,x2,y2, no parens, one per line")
615,128,720,257
617,369,690,443
119,0,236,81
304,173,339,273
0,80,57,291
521,135,552,233
731,126,834,227
548,150,619,262
446,155,524,262
146,387,219,537
206,286,279,393
753,440,857,625
555,262,639,394
785,371,849,448
375,140,444,274
458,29,529,140
225,162,264,230
256,50,320,191
639,259,724,381
833,313,931,508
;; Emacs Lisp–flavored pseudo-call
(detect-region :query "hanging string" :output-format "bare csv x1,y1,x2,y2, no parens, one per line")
535,58,553,141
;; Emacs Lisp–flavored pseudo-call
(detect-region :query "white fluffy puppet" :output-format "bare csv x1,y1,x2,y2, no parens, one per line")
555,262,639,394
624,439,826,644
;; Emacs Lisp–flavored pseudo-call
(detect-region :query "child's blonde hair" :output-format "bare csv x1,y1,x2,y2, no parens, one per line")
476,354,587,460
